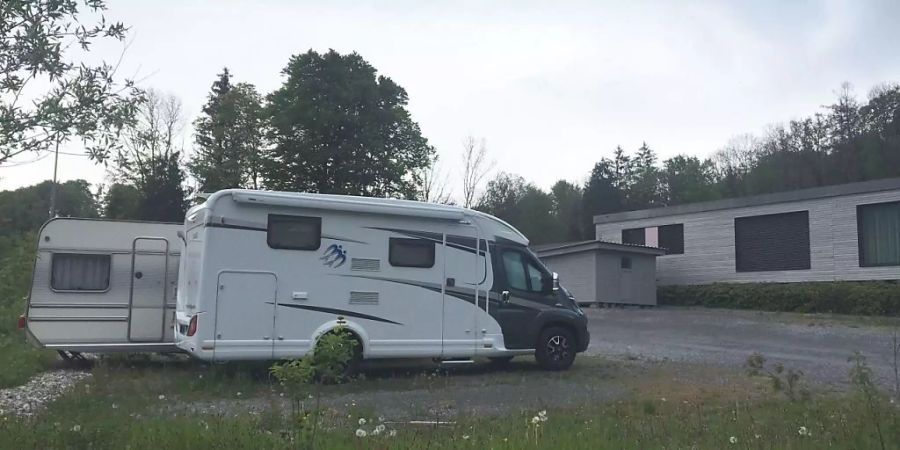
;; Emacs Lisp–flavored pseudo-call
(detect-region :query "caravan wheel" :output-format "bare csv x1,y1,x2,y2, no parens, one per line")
535,327,576,371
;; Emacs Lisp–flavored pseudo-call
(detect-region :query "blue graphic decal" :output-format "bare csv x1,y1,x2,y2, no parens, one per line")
320,244,347,268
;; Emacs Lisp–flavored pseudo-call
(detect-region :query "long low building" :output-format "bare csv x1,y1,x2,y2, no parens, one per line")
593,177,900,286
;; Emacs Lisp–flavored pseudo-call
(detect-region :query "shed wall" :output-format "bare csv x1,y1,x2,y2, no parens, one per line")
595,189,900,285
539,251,596,303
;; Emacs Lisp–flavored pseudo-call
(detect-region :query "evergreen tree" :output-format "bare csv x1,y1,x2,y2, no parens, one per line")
189,68,265,191
550,180,585,241
582,160,622,237
264,50,434,198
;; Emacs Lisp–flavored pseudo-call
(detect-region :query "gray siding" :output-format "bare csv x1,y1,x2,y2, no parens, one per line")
540,251,596,302
595,189,900,285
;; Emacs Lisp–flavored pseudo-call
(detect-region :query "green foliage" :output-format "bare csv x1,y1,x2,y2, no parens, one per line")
189,68,265,191
550,180,584,242
263,49,434,198
658,281,900,316
745,352,810,402
102,183,142,220
0,180,99,238
270,328,359,389
0,0,143,165
0,234,55,387
476,173,565,245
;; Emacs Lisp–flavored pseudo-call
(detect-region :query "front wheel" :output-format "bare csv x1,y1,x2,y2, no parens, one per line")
534,327,576,371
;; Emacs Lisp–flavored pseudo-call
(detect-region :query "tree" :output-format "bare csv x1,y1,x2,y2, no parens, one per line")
102,183,141,220
0,0,143,166
550,180,584,241
0,180,98,238
582,160,622,237
476,173,562,245
416,154,453,204
189,68,265,192
461,135,493,208
111,89,187,221
626,142,663,209
662,155,719,205
264,50,434,198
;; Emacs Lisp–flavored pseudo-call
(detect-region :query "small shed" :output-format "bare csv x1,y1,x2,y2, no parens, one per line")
533,240,665,306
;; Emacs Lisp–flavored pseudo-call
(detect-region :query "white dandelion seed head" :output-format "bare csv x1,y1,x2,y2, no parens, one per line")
358,418,367,425
158,394,166,400
388,429,397,437
72,425,82,432
798,426,808,436
463,435,470,440
532,416,540,424
371,428,381,436
375,424,386,433
355,429,367,437
729,436,738,444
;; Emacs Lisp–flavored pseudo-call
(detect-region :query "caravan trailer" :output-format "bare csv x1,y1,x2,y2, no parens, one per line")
174,190,589,370
23,218,181,354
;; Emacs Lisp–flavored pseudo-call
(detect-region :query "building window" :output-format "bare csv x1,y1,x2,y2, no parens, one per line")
622,224,683,254
658,224,684,255
620,256,632,269
734,211,810,272
267,214,322,250
622,228,645,245
857,201,900,267
51,253,111,291
389,238,435,268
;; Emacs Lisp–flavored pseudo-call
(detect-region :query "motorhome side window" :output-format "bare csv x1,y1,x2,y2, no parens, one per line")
389,238,435,268
501,250,545,293
51,253,111,291
267,214,322,250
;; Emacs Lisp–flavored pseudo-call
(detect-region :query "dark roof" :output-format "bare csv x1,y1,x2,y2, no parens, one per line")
532,240,666,258
594,176,900,224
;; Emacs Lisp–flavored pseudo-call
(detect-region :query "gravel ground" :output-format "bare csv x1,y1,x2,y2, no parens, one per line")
583,306,900,388
0,369,92,417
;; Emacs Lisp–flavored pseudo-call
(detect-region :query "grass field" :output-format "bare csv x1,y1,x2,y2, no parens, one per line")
2,355,898,449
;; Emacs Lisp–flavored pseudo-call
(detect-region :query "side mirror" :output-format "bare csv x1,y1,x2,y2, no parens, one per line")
541,273,554,294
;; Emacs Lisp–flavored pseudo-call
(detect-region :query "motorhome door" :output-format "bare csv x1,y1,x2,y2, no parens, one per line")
128,237,170,342
441,224,486,357
213,271,276,361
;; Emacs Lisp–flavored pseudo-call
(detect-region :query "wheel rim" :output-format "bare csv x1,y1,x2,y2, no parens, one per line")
545,334,570,362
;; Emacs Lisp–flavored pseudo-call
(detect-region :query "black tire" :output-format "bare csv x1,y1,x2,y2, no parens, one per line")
534,327,576,371
488,356,514,366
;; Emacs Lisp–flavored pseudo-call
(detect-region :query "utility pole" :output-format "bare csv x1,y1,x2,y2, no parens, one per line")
48,137,60,218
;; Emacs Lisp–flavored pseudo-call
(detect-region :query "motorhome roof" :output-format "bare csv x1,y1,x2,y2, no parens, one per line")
191,189,529,245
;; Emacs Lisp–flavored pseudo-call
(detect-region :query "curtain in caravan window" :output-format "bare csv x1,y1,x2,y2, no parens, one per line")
51,253,111,291
858,201,900,267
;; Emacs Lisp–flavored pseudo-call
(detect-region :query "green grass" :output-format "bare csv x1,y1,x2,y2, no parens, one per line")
2,356,898,449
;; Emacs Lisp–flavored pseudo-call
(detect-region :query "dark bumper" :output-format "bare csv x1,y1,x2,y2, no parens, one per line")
575,319,590,352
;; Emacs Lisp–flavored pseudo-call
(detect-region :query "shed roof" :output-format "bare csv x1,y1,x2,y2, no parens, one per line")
532,240,666,258
593,176,900,225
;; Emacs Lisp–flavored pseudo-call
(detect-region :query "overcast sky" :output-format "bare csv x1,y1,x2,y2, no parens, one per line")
2,0,899,200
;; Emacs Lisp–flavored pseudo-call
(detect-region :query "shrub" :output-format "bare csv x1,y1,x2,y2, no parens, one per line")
658,281,900,316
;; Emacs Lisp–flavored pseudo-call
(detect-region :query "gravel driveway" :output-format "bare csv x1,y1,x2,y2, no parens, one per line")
583,306,900,388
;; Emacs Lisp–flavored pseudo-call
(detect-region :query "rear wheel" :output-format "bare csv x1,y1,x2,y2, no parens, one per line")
535,327,576,371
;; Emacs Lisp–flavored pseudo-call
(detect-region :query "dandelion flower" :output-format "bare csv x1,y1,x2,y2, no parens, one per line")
111,403,118,409
378,416,385,422
754,434,761,439
72,425,82,432
463,435,470,440
531,416,540,424
158,394,166,400
359,418,367,425
388,429,397,437
798,426,808,436
355,429,367,438
236,392,242,397
375,424,386,433
371,428,381,436
729,436,737,444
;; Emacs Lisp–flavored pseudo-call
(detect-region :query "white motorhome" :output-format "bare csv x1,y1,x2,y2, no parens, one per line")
23,218,181,355
175,190,589,370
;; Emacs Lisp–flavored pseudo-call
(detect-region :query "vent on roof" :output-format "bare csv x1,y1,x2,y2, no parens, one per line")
351,258,381,271
349,291,379,305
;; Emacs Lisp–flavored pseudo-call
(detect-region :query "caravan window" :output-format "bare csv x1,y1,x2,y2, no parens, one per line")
51,253,111,291
389,238,435,268
267,214,322,250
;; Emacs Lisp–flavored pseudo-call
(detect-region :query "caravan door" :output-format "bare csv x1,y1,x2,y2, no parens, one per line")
441,224,486,358
128,237,170,342
213,271,276,360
